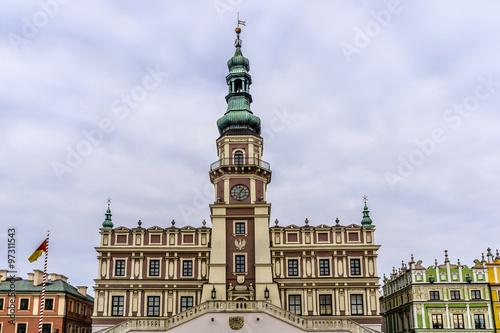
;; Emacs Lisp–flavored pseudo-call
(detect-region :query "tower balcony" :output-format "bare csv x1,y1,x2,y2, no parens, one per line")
209,157,271,183
210,157,270,171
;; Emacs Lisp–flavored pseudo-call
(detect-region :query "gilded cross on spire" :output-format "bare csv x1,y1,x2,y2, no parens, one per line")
107,197,112,207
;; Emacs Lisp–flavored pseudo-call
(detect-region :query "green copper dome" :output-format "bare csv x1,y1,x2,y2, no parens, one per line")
217,34,261,136
101,205,113,229
361,203,373,226
227,46,250,73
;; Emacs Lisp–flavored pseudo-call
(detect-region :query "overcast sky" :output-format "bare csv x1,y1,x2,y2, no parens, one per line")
1,1,499,293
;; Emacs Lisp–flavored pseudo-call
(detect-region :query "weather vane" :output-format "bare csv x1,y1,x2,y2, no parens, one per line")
362,195,368,204
235,13,246,47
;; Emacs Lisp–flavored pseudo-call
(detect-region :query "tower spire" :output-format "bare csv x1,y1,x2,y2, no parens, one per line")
361,195,373,226
216,19,261,136
101,197,113,229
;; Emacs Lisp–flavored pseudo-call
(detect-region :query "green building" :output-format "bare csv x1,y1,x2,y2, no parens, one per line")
380,251,493,333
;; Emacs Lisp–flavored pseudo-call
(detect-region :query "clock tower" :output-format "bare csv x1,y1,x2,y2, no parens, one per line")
201,26,280,305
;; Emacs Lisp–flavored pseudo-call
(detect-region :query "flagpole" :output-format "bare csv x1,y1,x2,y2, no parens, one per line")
38,230,49,333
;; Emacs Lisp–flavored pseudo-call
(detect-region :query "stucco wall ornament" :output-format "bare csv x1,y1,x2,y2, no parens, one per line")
229,316,244,330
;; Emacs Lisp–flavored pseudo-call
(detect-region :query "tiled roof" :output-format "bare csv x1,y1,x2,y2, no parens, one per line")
0,279,94,302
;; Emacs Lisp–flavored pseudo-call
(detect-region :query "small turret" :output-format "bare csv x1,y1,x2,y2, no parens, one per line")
101,198,113,229
361,195,373,226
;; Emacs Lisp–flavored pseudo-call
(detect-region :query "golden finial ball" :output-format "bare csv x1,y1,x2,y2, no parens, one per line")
235,27,241,34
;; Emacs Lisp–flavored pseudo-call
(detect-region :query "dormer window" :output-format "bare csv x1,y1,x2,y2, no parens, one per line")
234,151,244,165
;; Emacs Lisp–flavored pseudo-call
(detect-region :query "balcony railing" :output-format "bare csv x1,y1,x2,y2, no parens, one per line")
210,157,270,171
96,300,381,333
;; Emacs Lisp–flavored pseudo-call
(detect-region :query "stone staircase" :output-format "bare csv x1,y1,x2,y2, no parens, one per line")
95,300,381,333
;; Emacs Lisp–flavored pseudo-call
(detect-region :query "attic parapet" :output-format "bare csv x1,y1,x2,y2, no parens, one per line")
98,222,212,248
269,220,377,247
382,251,490,297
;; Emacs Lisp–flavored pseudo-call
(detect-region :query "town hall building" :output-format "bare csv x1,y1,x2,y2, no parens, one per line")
91,26,382,333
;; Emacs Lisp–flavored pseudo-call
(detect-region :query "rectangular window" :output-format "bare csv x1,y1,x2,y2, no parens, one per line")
182,260,193,276
147,296,160,316
0,298,4,310
350,259,361,275
235,255,245,273
432,314,443,329
111,296,124,316
83,305,87,316
115,260,125,276
76,303,80,314
471,290,481,299
319,259,330,276
149,260,160,276
42,323,51,333
19,298,29,310
453,314,464,329
235,222,245,234
44,298,54,310
289,295,302,315
450,290,460,300
474,314,486,329
350,294,363,315
288,259,299,276
17,323,27,333
319,295,332,315
430,291,440,300
180,296,193,311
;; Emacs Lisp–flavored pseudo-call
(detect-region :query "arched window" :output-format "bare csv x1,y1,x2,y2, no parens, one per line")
234,151,244,165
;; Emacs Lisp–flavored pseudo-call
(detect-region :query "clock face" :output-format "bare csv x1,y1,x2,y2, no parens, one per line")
230,184,250,201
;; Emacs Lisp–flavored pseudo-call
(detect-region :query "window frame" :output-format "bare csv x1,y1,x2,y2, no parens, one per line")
471,290,481,299
147,296,160,317
319,294,332,315
16,323,27,333
149,259,160,277
474,314,486,329
450,290,460,300
44,298,54,311
41,323,51,333
235,255,246,273
0,298,4,310
111,296,124,316
19,298,29,310
430,291,440,300
182,260,193,277
114,259,126,276
288,259,299,276
350,258,361,275
350,294,363,315
432,314,444,329
180,296,193,312
234,151,244,165
453,314,464,329
319,259,330,276
289,295,302,315
235,222,246,235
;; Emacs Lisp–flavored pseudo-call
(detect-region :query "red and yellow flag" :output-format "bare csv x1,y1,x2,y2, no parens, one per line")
28,239,47,263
